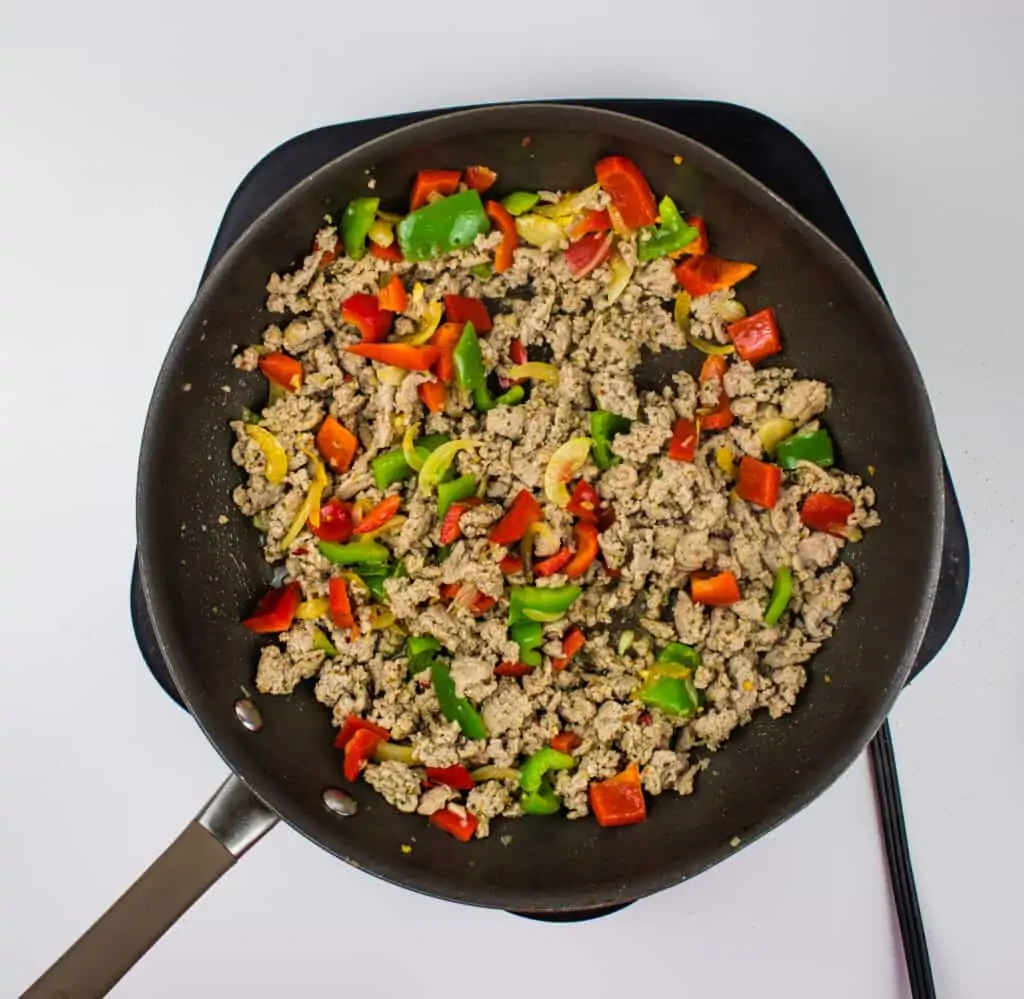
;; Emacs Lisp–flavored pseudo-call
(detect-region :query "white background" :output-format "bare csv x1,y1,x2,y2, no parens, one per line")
2,1,1021,995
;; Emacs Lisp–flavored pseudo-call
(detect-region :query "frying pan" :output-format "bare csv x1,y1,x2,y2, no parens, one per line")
25,103,943,998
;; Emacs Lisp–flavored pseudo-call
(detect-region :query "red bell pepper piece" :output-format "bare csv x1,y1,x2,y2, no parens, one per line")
594,156,657,230
534,547,573,577
443,294,492,332
668,418,698,462
565,232,613,279
345,342,441,371
691,570,742,606
333,714,391,750
550,730,582,754
342,293,393,343
485,199,517,273
316,416,358,473
310,497,353,543
354,495,402,535
328,576,358,634
488,489,542,545
439,499,480,545
564,523,600,579
589,762,647,828
800,493,854,536
495,661,535,677
727,307,783,364
567,209,612,240
258,352,303,392
378,274,408,313
410,169,461,211
498,554,524,575
698,355,734,431
671,215,708,257
566,480,601,523
439,583,496,616
418,380,447,414
551,626,586,671
464,165,497,193
370,240,403,262
425,765,476,791
430,806,479,842
431,322,465,384
242,581,302,634
509,338,527,366
674,254,757,297
343,727,382,782
736,456,782,509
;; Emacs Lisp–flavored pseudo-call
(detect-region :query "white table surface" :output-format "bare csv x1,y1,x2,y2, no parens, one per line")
2,2,1021,995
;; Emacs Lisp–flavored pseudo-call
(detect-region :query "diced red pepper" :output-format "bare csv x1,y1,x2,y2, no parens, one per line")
430,806,479,842
550,731,582,754
328,576,357,635
499,554,524,575
354,495,402,535
736,456,782,509
464,165,497,194
594,156,658,230
495,661,535,677
566,480,601,523
551,626,586,671
565,231,613,279
443,294,492,332
333,714,391,750
668,418,698,462
410,169,461,210
345,342,441,371
509,338,527,366
727,307,783,364
567,209,612,240
674,254,757,297
439,583,496,616
342,293,393,343
378,274,408,313
431,322,465,384
439,499,480,545
534,547,573,577
564,523,600,579
242,581,302,634
425,765,476,791
258,352,303,392
310,497,353,543
316,416,358,473
690,570,742,606
485,199,517,273
698,354,734,431
469,593,497,615
488,489,542,545
800,493,854,536
370,241,403,262
343,727,382,782
671,215,708,258
589,763,647,828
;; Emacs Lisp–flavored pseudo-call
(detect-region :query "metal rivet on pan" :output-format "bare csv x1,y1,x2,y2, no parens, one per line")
234,698,263,732
323,788,358,817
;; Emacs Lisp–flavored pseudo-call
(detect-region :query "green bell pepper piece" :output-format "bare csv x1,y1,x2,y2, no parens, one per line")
317,540,390,565
520,747,576,793
311,627,338,657
470,262,493,280
407,635,442,674
764,565,794,625
775,429,835,470
508,585,582,625
454,321,485,392
342,197,379,261
656,642,701,671
372,434,450,490
590,410,632,470
437,474,478,519
473,383,525,412
521,780,562,815
509,621,544,668
636,196,700,262
397,190,490,262
430,660,488,740
501,191,540,216
356,559,406,601
639,675,702,717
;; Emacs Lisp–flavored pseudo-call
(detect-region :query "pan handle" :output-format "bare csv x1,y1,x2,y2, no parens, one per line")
22,774,278,999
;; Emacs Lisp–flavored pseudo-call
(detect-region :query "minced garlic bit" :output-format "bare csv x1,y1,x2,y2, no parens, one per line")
182,382,192,392
867,464,877,475
400,843,412,855
218,515,229,525
824,673,832,684
221,385,232,393
729,836,741,848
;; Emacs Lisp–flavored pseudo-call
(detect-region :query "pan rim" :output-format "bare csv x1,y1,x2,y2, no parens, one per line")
137,101,944,911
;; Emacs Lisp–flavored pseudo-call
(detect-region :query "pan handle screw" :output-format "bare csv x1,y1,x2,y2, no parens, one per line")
234,698,263,732
323,788,358,817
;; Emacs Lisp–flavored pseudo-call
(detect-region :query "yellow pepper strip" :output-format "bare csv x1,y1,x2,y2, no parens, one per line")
533,184,601,220
367,219,394,247
373,742,418,764
370,608,396,630
401,300,444,345
687,333,735,356
544,437,593,507
358,515,407,541
418,439,479,496
376,209,404,224
470,765,521,782
295,598,330,620
605,251,634,305
340,571,371,598
673,291,691,332
514,214,565,248
715,446,737,478
245,425,288,484
411,282,425,307
377,365,408,386
505,362,559,385
280,449,328,550
758,418,795,455
402,425,424,471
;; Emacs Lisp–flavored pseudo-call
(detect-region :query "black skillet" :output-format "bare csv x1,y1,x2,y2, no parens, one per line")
25,103,944,998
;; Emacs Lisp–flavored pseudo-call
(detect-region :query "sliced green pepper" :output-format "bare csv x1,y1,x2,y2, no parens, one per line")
470,263,493,280
342,197,380,260
509,621,544,668
317,540,390,565
397,190,490,262
407,635,441,674
508,585,582,625
501,191,540,216
764,565,794,625
454,321,485,392
636,195,700,262
521,780,561,815
356,558,407,601
437,474,478,519
473,383,526,413
372,434,450,490
430,660,488,740
311,627,338,657
638,675,702,717
656,642,701,672
590,410,632,470
520,747,576,793
775,429,835,470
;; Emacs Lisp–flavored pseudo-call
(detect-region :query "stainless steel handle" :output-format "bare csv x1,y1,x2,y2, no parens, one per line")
22,774,278,999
